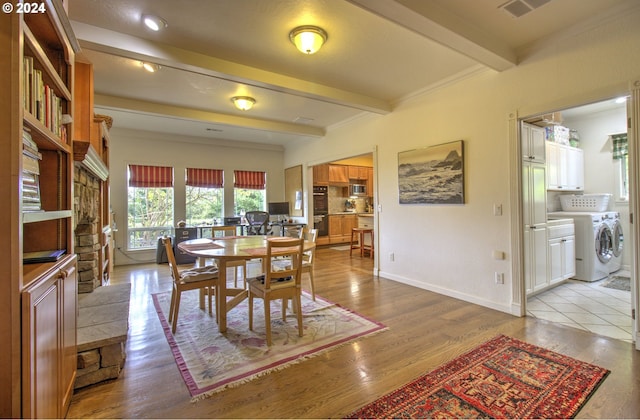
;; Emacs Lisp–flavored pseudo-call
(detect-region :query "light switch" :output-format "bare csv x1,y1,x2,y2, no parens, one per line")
493,204,503,216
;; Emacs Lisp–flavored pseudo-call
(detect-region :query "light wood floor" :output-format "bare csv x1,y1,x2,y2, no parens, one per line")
68,247,640,419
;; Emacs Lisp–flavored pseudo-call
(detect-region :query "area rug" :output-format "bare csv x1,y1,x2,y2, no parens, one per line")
152,290,387,401
601,275,631,291
346,335,609,419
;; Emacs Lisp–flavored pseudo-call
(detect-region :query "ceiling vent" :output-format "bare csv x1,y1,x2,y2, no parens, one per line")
499,0,552,18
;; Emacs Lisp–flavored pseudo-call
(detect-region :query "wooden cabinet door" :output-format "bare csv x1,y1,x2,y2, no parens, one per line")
313,164,329,185
328,215,341,237
328,165,349,184
342,215,357,235
22,272,61,419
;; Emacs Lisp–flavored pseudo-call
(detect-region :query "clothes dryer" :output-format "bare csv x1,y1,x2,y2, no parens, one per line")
548,212,612,281
605,212,623,273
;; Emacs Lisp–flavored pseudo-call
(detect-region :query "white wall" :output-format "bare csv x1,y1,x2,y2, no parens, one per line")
284,7,640,314
109,128,285,265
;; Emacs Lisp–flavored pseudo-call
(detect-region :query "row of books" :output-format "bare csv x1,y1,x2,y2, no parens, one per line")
22,129,42,212
23,56,67,141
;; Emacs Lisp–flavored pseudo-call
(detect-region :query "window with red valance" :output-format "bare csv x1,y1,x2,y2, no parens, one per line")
186,167,224,188
234,170,266,189
128,164,174,188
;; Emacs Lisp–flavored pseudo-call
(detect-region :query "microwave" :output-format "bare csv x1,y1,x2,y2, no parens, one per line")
351,183,367,196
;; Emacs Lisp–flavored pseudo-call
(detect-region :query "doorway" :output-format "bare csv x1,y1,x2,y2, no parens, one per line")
520,97,635,344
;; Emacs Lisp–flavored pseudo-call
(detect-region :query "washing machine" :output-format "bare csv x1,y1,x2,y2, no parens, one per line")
548,211,612,281
605,212,623,273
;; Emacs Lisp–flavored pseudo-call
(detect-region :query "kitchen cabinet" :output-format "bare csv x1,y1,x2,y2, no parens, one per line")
328,165,349,184
522,123,546,163
366,167,374,195
523,161,547,295
0,2,79,416
313,164,329,185
548,222,576,285
348,165,369,180
546,141,584,191
328,214,357,243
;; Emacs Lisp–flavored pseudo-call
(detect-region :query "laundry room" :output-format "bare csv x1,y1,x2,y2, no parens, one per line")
524,96,633,343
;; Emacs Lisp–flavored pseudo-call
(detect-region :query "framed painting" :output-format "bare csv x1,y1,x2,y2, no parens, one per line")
398,140,464,204
285,165,303,216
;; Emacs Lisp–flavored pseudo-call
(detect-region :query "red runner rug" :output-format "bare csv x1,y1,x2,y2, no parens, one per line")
346,335,609,419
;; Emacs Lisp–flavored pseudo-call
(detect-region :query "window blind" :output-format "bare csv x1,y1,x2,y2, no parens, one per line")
234,170,266,189
128,164,173,188
186,168,223,188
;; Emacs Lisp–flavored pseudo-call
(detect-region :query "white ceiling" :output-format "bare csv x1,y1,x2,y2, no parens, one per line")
67,0,638,147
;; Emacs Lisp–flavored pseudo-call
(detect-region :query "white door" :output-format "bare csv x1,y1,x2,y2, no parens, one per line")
628,84,640,350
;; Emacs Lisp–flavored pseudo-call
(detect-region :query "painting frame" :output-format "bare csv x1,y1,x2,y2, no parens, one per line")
398,140,464,205
285,165,303,217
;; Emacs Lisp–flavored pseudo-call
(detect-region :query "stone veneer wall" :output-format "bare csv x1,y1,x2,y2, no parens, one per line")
74,165,102,293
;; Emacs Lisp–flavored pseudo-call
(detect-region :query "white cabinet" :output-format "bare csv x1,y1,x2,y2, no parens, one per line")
548,222,576,285
522,123,546,163
546,141,584,191
523,161,547,294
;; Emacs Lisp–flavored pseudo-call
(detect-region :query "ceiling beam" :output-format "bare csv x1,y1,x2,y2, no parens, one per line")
346,0,517,71
71,21,392,115
94,94,326,137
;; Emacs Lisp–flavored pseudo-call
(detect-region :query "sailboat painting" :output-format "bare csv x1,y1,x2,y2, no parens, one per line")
398,140,464,204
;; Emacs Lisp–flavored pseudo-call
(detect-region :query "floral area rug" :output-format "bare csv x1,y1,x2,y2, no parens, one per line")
346,335,609,419
152,290,387,401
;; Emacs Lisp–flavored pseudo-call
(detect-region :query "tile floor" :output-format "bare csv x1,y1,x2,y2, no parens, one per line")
527,271,633,343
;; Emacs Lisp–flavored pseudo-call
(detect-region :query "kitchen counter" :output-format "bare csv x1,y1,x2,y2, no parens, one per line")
330,212,374,216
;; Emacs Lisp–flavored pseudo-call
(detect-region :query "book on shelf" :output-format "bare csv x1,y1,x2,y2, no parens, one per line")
23,56,65,138
23,249,66,264
22,153,40,175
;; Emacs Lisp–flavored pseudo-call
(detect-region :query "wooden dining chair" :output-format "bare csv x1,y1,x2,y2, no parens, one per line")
247,237,304,345
212,225,246,288
299,227,319,300
163,237,219,333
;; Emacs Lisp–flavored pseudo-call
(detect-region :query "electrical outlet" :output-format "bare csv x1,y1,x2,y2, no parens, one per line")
495,272,504,284
389,252,395,262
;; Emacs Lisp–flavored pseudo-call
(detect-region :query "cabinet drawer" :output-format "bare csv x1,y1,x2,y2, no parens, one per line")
548,224,574,239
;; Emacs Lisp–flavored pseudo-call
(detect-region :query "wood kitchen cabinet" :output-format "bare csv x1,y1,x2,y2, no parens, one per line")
329,214,357,243
328,165,349,184
0,1,79,416
313,163,329,185
348,165,369,180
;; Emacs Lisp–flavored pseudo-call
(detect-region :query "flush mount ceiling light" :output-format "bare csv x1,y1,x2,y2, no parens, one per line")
142,62,161,73
289,25,328,54
231,96,256,111
142,14,167,31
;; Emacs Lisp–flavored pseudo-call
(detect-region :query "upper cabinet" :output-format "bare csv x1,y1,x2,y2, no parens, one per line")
328,164,349,184
313,164,329,185
522,123,546,163
546,141,584,191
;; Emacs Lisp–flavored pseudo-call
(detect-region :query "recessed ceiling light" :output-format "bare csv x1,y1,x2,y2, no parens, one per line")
142,14,167,31
142,62,161,73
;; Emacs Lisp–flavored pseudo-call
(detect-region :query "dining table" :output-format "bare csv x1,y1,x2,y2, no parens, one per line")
177,235,316,333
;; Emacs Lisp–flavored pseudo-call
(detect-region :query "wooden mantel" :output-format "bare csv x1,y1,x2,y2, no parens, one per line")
73,141,109,181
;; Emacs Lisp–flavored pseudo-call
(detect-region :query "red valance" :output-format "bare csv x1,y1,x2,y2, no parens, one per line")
128,164,173,188
234,170,265,189
186,168,224,188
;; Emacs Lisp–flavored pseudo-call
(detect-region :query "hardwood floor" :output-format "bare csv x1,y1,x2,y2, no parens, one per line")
68,247,640,419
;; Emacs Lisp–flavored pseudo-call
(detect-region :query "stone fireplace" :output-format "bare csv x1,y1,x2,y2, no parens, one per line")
74,164,103,293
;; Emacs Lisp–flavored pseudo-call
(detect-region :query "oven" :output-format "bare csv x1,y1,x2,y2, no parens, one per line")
313,186,328,236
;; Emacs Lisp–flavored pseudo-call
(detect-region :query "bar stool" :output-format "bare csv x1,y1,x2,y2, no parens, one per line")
350,228,374,258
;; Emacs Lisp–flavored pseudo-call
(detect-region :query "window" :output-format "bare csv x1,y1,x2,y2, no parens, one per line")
612,133,629,201
233,170,266,215
186,168,224,226
127,164,174,250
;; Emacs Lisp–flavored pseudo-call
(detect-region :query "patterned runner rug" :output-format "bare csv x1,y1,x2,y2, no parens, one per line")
346,335,609,419
152,290,386,401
